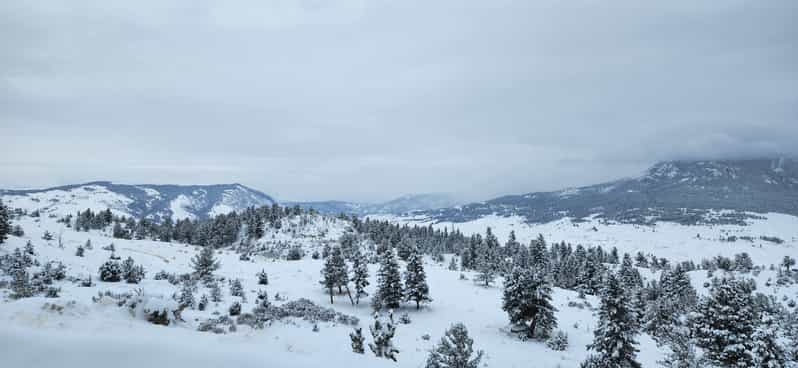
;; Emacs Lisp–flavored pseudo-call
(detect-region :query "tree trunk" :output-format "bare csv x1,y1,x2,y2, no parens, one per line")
329,287,334,304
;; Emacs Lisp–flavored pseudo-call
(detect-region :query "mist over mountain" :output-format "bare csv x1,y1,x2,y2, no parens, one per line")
416,158,798,225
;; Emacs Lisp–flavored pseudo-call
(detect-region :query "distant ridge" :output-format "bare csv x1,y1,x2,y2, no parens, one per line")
1,182,275,221
415,158,798,225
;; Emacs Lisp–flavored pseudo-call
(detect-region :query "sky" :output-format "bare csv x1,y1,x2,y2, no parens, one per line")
1,0,797,202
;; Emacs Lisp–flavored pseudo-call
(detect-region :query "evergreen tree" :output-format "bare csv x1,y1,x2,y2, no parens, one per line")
373,248,403,311
257,269,269,285
191,246,220,279
530,234,549,271
369,312,399,362
619,253,643,290
502,267,557,339
98,260,122,282
210,282,223,302
585,273,641,368
11,268,33,299
752,313,786,368
198,294,209,311
75,244,85,257
0,199,10,244
691,277,756,368
350,327,365,354
177,282,195,309
321,245,349,304
351,247,370,305
404,250,432,309
448,256,459,271
475,228,500,287
230,279,245,298
425,323,484,368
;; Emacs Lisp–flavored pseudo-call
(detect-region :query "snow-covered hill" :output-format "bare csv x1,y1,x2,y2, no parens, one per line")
1,206,796,368
0,182,276,221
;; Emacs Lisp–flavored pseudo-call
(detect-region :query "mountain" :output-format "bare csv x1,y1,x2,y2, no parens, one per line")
0,181,275,221
286,193,463,216
417,158,798,225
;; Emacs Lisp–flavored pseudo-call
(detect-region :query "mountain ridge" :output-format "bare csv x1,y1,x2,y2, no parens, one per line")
414,158,798,225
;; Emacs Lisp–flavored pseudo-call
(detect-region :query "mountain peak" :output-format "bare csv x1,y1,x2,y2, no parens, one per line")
1,182,275,221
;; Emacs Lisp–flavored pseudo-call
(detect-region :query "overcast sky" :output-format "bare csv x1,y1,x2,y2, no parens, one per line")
1,1,796,202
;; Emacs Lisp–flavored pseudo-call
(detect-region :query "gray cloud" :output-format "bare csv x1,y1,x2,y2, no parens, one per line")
2,0,796,202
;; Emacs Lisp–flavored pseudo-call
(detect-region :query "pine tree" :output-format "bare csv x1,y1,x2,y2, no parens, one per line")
191,246,220,279
404,250,432,309
198,294,209,311
177,282,195,309
475,228,500,287
321,245,349,304
502,267,557,339
530,234,549,271
369,312,399,361
585,273,641,368
230,279,245,298
24,240,35,256
11,268,33,299
98,260,122,282
350,327,365,354
691,277,756,368
351,247,370,305
210,282,223,302
373,248,403,311
448,256,459,271
0,199,10,244
425,323,484,368
752,313,786,368
257,269,269,285
619,253,642,290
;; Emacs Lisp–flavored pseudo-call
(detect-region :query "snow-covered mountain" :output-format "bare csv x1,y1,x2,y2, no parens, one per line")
0,181,275,221
286,193,462,216
416,158,798,225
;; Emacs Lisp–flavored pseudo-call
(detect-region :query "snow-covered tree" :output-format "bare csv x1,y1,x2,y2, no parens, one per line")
177,282,195,309
691,277,756,368
11,268,33,299
98,260,123,282
351,247,370,305
425,323,484,368
502,267,557,339
404,250,431,309
350,327,365,354
321,245,349,304
585,273,641,368
0,199,10,244
191,245,220,280
198,294,209,311
230,279,245,298
210,282,223,302
369,312,399,362
373,248,403,311
751,313,787,368
257,269,269,285
475,228,500,287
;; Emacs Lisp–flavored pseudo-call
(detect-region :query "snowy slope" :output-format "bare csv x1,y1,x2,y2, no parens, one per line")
2,203,798,368
1,182,276,221
374,212,798,266
0,215,664,368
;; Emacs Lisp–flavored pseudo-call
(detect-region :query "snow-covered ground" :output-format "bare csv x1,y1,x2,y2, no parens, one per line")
374,212,798,267
1,214,796,368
